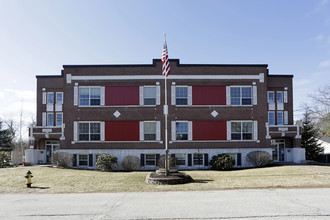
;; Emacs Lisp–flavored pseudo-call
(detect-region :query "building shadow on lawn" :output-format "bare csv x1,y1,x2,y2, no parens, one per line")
191,179,214,184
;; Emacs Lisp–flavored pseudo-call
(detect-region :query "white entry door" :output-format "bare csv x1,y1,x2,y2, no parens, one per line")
271,139,285,162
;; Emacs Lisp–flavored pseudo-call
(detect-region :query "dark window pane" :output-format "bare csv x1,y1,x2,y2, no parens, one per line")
176,134,188,140
90,99,100,106
79,134,89,141
144,98,156,105
144,134,156,140
176,98,187,105
242,98,252,105
231,133,241,140
243,133,252,140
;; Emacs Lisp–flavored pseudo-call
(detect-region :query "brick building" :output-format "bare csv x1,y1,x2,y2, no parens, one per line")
27,59,305,169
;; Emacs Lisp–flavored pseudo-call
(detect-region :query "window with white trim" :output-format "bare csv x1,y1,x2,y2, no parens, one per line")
144,86,156,105
230,87,252,105
193,153,203,166
277,112,284,125
267,91,275,103
176,122,188,140
231,121,253,140
56,92,63,104
78,122,101,141
268,112,275,125
47,92,54,104
47,113,54,126
276,91,283,103
144,121,156,140
78,155,88,166
145,154,156,166
176,86,188,105
79,87,101,106
175,153,186,166
56,113,63,126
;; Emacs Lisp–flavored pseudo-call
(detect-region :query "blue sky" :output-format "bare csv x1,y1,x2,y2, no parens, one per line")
0,0,330,135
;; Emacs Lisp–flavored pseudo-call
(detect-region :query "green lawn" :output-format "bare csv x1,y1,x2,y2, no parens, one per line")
1,165,330,193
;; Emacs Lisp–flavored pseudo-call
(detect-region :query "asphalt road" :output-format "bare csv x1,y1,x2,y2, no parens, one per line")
1,188,330,219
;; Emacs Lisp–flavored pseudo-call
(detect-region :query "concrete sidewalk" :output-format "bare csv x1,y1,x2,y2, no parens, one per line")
1,188,330,219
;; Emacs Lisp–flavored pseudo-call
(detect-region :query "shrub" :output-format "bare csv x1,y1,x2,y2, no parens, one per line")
0,151,11,168
246,151,271,167
96,154,118,171
121,156,140,171
51,152,73,168
157,154,176,169
209,154,235,170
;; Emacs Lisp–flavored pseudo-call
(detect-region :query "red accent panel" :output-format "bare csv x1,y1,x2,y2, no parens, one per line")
105,86,139,106
193,121,227,140
192,86,226,105
105,121,139,141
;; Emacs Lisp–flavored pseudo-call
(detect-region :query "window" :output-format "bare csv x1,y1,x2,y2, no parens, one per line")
144,87,156,105
230,87,252,105
79,155,88,166
267,91,275,103
145,154,156,166
268,112,275,125
144,121,156,140
176,87,188,105
176,122,188,140
47,113,54,126
47,92,54,104
193,153,203,166
231,121,253,140
277,112,283,125
175,154,186,166
78,122,100,141
277,91,283,103
56,92,63,104
56,113,63,126
79,87,101,106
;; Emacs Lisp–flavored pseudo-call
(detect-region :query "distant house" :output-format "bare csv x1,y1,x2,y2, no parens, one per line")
318,137,330,163
26,59,305,169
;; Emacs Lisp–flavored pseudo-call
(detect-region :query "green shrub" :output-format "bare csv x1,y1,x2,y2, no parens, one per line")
246,151,271,167
0,151,11,168
51,152,73,168
209,154,235,170
96,154,118,171
121,156,140,171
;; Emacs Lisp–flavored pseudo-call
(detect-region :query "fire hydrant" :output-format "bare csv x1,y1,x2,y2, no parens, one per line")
25,170,33,188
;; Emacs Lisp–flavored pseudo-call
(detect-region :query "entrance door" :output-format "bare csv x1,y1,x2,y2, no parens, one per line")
46,141,60,163
271,140,285,162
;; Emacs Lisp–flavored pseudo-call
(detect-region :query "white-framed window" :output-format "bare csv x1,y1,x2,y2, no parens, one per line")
47,113,54,126
193,153,204,166
47,92,54,104
145,154,156,166
79,87,101,106
56,92,63,104
56,113,63,126
231,121,253,140
176,86,188,105
268,112,275,125
277,112,284,125
230,86,252,105
144,86,156,105
78,154,88,166
267,91,275,103
176,122,188,140
144,121,157,140
276,91,283,103
175,153,186,166
78,122,101,141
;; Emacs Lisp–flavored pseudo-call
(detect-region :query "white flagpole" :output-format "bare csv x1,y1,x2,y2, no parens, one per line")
163,33,169,176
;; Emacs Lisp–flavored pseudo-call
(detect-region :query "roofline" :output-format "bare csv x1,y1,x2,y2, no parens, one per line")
62,59,269,68
268,74,294,78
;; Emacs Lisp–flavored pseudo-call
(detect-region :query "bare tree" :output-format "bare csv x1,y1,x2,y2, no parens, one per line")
307,85,330,137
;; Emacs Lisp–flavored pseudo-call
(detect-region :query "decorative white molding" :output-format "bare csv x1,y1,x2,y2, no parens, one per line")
69,74,263,81
211,110,218,118
113,111,121,118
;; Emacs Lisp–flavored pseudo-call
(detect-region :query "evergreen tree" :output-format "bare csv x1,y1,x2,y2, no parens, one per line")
301,111,324,161
0,121,14,152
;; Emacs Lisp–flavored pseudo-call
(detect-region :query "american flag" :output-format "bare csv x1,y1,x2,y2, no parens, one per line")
161,40,170,77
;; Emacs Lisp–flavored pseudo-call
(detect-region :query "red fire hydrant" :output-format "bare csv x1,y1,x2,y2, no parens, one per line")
25,170,33,188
